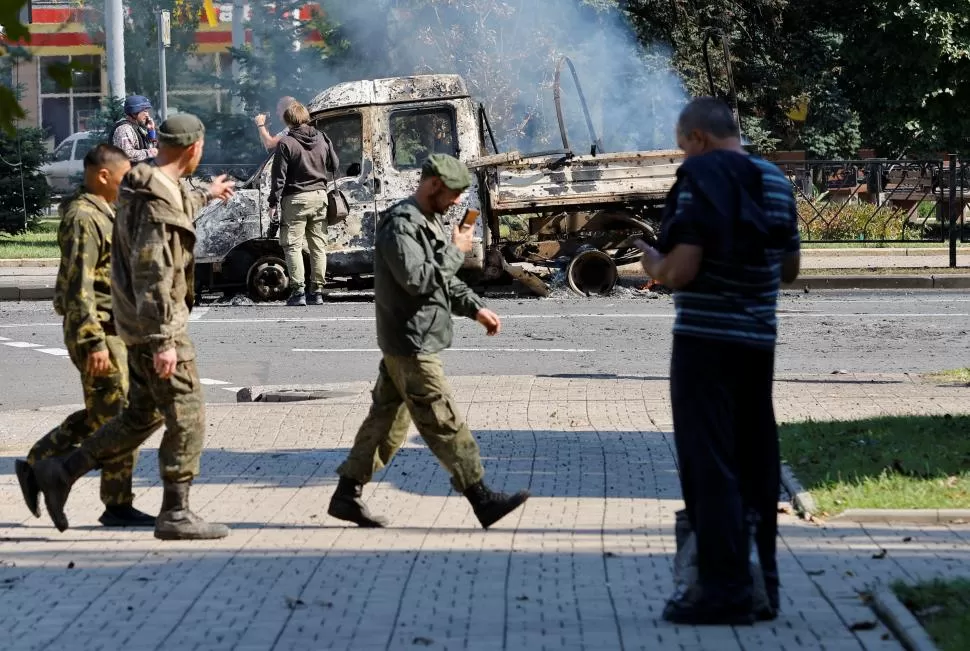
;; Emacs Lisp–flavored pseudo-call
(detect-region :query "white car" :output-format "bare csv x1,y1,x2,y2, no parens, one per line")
41,131,100,195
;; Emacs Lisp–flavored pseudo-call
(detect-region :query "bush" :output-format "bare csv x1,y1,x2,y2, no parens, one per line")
796,199,920,241
0,126,51,234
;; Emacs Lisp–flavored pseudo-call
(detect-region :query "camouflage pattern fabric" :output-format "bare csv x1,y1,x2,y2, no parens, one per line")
111,163,207,356
337,353,485,492
80,340,205,483
28,334,136,506
280,189,328,293
29,190,140,507
53,190,117,357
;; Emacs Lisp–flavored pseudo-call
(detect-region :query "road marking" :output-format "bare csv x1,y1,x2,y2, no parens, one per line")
189,307,210,321
0,336,9,341
36,348,70,356
3,341,42,348
221,387,242,392
199,378,230,385
293,348,596,353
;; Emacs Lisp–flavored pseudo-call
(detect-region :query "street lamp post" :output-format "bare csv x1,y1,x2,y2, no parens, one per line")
158,10,171,121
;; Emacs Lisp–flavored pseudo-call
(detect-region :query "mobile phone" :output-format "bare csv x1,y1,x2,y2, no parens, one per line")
461,208,480,228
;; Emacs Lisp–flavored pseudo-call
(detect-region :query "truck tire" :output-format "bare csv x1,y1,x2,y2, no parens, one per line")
247,255,290,302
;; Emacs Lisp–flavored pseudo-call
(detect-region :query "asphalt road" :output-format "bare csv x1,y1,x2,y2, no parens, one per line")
2,289,970,411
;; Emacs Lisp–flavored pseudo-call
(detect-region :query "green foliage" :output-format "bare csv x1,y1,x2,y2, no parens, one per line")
228,1,344,117
0,126,51,234
796,197,917,241
894,578,970,651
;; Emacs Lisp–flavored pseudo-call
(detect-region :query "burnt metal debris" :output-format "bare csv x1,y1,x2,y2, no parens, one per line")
192,69,684,301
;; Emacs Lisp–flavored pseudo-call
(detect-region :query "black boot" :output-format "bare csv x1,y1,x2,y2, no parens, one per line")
154,481,229,540
327,476,388,527
463,481,530,529
757,571,780,621
33,450,97,532
662,584,756,626
99,503,156,527
15,459,40,518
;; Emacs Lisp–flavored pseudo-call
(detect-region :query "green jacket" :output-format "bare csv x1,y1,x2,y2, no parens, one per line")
111,163,208,358
53,189,115,358
374,197,485,355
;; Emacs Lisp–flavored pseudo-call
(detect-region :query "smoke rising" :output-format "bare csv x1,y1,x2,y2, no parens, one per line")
312,0,689,154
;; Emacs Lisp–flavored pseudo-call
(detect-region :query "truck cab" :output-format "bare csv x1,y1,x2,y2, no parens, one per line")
194,75,487,301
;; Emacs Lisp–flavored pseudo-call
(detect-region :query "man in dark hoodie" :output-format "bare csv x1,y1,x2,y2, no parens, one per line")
637,97,801,625
268,101,339,306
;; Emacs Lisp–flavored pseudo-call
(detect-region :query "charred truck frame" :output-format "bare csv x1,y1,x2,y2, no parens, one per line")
193,62,697,300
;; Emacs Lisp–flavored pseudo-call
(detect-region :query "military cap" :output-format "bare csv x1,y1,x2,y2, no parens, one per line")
157,113,206,147
422,154,473,191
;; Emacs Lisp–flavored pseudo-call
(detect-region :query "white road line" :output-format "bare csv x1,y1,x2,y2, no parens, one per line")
3,341,42,348
293,348,595,353
0,336,9,341
36,348,70,356
221,387,242,392
189,307,210,321
199,378,230,386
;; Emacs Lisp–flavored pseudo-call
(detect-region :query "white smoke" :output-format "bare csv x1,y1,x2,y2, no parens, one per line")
314,0,688,154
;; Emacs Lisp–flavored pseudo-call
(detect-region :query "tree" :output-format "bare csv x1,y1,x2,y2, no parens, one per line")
0,125,51,233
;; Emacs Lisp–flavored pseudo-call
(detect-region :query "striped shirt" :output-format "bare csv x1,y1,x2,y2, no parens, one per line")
659,154,800,349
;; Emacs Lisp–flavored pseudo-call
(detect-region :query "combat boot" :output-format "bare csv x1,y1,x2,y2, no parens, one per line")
463,481,530,529
98,504,156,527
15,459,40,518
33,450,97,532
154,481,229,540
327,476,388,527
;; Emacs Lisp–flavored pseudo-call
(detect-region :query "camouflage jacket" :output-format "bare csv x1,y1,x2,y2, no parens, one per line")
111,121,154,163
53,189,116,357
112,163,209,357
374,197,485,356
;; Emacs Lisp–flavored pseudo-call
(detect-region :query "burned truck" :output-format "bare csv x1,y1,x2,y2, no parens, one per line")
193,70,683,300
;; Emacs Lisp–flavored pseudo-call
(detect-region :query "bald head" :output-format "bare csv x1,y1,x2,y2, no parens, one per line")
677,97,740,139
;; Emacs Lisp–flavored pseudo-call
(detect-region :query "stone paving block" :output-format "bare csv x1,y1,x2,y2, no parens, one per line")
1,375,969,649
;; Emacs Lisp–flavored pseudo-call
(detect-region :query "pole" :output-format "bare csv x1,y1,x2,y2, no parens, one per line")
158,10,171,121
949,154,958,268
231,0,245,113
104,0,126,99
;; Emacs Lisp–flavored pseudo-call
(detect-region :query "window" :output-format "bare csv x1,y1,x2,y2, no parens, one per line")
51,139,73,163
38,55,102,146
169,53,230,115
389,107,458,169
75,136,100,162
314,113,363,178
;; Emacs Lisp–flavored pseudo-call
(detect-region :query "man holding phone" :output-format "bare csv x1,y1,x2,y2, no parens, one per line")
327,154,529,530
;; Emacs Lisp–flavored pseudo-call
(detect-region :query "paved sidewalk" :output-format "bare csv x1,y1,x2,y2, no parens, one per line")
0,374,968,651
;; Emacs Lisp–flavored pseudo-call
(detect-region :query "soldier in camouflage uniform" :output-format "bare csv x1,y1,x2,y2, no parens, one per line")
328,154,530,529
32,114,235,541
14,144,155,527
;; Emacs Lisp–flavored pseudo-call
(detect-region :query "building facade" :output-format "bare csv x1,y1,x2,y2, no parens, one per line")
11,1,319,147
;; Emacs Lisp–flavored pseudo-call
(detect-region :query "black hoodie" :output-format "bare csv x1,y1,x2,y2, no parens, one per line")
269,124,340,208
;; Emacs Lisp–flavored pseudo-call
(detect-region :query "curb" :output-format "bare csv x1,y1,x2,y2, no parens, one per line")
784,275,970,290
0,286,55,301
780,464,816,520
0,259,59,268
801,247,970,258
236,384,360,403
870,586,940,651
829,509,970,524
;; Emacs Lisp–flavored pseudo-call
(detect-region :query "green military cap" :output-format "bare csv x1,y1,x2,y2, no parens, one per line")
422,154,473,191
157,113,205,147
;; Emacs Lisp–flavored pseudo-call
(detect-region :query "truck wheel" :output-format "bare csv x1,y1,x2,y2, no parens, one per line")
247,255,290,302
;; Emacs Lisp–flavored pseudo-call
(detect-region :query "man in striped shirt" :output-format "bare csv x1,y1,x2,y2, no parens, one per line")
638,97,801,625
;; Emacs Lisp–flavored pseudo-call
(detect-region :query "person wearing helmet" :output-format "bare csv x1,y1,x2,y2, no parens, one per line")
110,95,158,163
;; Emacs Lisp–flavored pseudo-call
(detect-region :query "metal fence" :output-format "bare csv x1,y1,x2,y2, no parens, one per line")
772,158,965,243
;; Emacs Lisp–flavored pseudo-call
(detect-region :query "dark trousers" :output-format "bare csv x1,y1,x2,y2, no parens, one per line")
670,334,780,596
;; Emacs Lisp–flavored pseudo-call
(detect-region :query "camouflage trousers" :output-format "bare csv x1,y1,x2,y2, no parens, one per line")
337,353,485,492
80,340,206,484
280,190,328,294
27,331,137,507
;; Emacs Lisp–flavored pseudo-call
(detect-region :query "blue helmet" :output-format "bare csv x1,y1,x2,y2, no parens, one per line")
124,95,152,116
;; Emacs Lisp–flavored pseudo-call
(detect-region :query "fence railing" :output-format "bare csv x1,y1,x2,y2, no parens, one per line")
772,159,968,248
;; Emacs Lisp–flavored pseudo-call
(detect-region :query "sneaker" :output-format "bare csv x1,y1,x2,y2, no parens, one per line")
309,292,325,305
286,292,307,306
